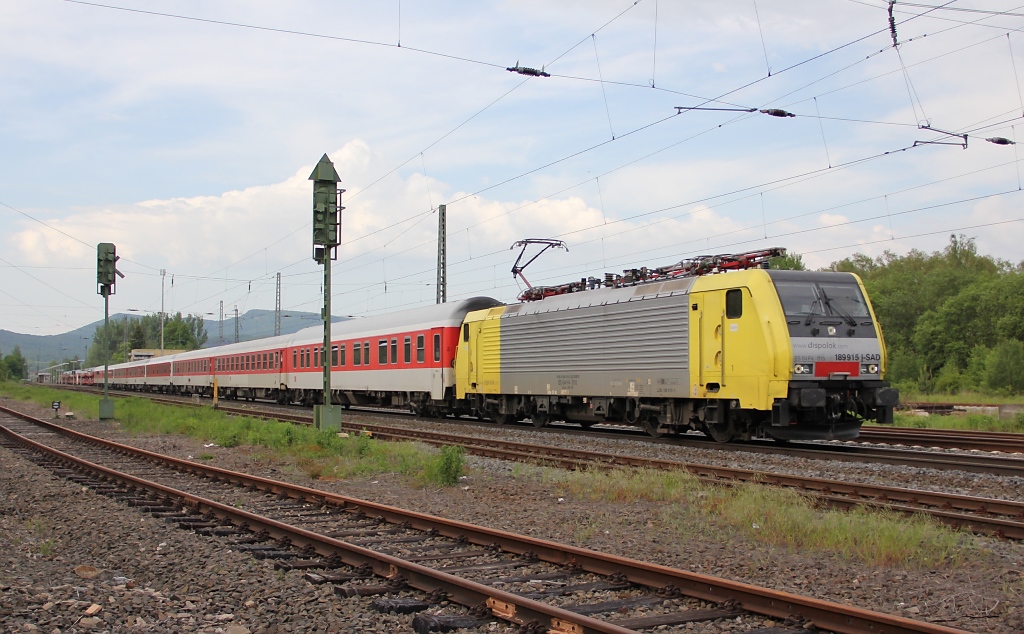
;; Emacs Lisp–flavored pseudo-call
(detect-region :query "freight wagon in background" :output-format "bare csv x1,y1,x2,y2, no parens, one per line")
92,250,898,443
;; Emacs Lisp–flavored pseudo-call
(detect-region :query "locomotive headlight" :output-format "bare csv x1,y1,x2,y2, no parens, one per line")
861,363,879,375
793,363,813,375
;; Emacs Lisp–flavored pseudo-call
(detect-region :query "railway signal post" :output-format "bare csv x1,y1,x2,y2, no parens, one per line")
96,242,123,420
309,154,344,431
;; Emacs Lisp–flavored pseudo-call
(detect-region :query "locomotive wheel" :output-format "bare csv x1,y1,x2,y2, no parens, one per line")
704,419,735,443
642,417,663,438
491,412,516,425
530,413,549,428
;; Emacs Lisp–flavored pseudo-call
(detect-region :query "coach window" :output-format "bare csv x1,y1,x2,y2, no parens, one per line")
353,342,361,366
434,333,441,362
292,350,298,369
378,340,388,365
391,338,398,364
404,337,411,363
363,342,370,365
332,345,339,367
339,344,346,366
314,347,320,368
726,289,743,319
416,335,425,362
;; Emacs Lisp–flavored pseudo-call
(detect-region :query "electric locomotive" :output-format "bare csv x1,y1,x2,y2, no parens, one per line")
456,249,898,441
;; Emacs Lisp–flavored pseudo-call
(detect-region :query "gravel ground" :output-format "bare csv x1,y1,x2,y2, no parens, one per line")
3,397,1023,633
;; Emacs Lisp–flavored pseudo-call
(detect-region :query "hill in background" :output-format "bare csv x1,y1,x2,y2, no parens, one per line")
0,309,347,374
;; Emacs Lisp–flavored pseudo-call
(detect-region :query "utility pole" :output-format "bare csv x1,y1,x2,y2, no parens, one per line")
275,272,282,337
309,153,343,431
219,301,224,345
436,203,447,304
96,243,123,419
160,269,166,354
234,306,239,343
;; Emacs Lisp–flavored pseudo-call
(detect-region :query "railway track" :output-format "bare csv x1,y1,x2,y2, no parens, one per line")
27,390,1024,538
0,404,969,634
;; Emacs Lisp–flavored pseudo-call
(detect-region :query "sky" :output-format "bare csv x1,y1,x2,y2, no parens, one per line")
3,0,1024,336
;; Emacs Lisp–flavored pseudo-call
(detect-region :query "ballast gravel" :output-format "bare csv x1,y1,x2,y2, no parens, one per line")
2,397,1023,633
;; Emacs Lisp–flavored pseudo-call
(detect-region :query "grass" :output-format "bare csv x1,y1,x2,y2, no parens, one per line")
1,382,979,568
0,382,466,486
548,467,978,569
898,391,1024,405
889,411,1024,432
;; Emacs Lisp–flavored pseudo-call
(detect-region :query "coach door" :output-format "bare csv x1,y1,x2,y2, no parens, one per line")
430,328,445,399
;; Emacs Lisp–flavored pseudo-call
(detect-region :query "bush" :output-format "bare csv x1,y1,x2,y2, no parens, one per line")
423,445,465,486
984,339,1024,394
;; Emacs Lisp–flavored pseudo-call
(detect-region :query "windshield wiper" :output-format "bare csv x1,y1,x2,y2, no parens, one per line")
803,293,822,326
819,287,857,326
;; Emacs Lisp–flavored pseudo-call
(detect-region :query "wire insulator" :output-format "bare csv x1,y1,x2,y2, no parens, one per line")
760,108,796,118
986,137,1016,145
888,1,898,47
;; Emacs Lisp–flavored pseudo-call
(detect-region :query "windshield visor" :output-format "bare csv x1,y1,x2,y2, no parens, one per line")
774,281,870,318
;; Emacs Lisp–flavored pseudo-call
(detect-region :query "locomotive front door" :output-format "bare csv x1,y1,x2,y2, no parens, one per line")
697,291,725,393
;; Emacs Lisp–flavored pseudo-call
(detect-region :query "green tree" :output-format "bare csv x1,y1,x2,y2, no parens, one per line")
984,340,1024,394
2,346,29,380
770,252,806,270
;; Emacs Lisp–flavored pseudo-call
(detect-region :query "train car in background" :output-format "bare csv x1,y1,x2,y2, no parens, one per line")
96,297,503,413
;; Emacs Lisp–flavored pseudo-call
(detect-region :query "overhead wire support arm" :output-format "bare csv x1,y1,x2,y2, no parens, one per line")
914,124,968,149
675,106,757,113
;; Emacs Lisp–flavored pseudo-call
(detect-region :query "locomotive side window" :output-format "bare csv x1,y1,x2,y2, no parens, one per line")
391,338,398,364
463,324,469,342
726,289,743,319
363,342,370,365
404,337,411,363
378,340,388,365
353,343,361,366
416,335,424,362
434,333,441,362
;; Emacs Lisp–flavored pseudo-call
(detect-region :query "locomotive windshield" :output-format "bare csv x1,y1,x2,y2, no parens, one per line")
773,281,870,319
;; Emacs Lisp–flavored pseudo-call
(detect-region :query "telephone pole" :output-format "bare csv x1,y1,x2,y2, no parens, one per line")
160,269,166,354
219,301,224,344
234,306,239,343
275,272,282,337
436,204,447,304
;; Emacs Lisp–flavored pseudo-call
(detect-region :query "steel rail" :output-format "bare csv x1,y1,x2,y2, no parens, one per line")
0,406,971,634
56,385,1024,456
196,399,1024,477
40,390,1024,536
341,422,1024,539
857,426,1024,453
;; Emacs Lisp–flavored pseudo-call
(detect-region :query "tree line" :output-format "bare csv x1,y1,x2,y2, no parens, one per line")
85,312,208,367
831,235,1024,395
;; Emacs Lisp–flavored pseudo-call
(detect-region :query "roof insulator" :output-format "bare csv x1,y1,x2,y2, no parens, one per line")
760,108,796,118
